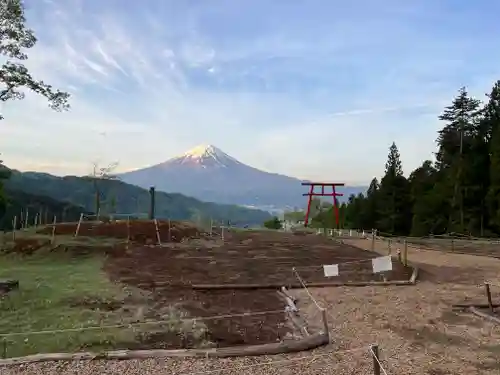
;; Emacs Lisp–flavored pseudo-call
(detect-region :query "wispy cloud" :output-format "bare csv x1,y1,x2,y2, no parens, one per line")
1,0,500,183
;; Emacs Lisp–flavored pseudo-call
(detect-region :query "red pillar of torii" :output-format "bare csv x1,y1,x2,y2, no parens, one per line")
302,182,344,228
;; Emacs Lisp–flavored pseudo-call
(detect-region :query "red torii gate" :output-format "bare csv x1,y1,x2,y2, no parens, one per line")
302,182,344,228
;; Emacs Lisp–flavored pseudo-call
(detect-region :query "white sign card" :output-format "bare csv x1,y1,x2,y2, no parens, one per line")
323,264,339,277
372,255,393,273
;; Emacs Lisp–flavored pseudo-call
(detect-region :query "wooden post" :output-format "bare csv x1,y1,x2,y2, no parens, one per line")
485,282,494,313
321,308,330,342
388,239,392,255
154,219,161,245
403,240,408,266
371,344,381,375
24,210,29,229
167,219,172,242
50,215,57,244
149,187,156,220
371,229,375,251
74,213,84,237
126,215,130,245
11,216,16,240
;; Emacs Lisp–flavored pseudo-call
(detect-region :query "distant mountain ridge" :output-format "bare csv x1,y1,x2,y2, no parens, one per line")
118,145,367,209
2,168,271,226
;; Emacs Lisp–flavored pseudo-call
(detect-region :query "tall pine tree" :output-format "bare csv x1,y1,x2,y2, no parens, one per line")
436,87,481,232
485,81,500,232
376,142,411,235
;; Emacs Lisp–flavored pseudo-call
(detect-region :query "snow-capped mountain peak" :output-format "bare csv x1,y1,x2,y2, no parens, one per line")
118,144,367,208
173,144,241,168
183,144,221,159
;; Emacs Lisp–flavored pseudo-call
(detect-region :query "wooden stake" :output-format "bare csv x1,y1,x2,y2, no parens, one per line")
11,216,17,240
154,219,161,245
371,229,375,251
50,216,57,244
485,282,494,313
403,240,408,266
371,344,381,375
321,309,330,342
25,211,29,229
126,215,130,245
168,219,171,242
74,213,84,237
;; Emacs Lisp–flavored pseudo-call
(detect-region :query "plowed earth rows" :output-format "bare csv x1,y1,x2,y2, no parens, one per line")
102,229,413,348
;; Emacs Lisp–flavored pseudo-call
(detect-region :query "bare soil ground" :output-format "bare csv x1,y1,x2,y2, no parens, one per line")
36,220,203,243
2,227,410,356
101,230,412,349
6,237,500,374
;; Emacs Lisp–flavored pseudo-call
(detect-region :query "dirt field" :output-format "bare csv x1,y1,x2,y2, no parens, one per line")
1,226,412,356
36,220,202,243
6,237,500,374
101,230,412,349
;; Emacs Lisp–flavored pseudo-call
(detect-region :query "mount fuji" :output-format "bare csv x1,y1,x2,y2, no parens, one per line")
118,145,366,210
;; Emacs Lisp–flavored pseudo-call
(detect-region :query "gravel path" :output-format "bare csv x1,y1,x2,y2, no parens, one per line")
4,238,500,374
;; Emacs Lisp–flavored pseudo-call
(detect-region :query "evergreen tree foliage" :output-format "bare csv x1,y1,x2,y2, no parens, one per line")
312,80,500,237
263,216,282,230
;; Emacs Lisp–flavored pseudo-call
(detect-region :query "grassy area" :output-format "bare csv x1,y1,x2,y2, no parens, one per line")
0,233,213,358
0,243,142,358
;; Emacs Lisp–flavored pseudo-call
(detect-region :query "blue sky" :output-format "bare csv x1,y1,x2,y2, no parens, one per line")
1,0,499,184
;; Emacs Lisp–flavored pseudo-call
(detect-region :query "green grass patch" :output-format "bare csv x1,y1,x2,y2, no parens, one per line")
0,240,213,359
0,250,138,358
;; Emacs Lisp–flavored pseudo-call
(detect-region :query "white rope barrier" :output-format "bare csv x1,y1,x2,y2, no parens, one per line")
0,309,285,338
369,345,390,375
292,267,324,311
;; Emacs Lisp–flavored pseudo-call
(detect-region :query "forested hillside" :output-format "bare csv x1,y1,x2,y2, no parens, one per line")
0,168,271,227
314,81,500,237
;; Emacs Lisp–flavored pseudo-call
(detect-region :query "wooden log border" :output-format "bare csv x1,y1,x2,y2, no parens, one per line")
0,332,329,366
468,306,500,324
276,290,310,337
452,303,500,309
189,266,419,290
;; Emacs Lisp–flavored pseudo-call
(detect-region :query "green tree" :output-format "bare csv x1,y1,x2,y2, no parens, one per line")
436,87,482,232
334,81,500,238
0,158,11,217
263,216,282,230
485,81,500,232
0,0,70,119
360,178,379,229
0,0,70,222
376,142,411,235
408,160,446,235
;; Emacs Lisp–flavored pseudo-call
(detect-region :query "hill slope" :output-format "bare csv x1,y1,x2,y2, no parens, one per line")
0,187,89,230
118,145,367,208
3,169,271,226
